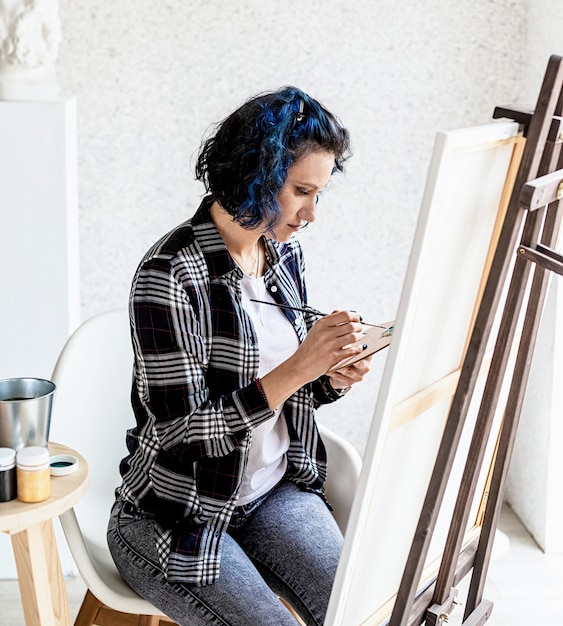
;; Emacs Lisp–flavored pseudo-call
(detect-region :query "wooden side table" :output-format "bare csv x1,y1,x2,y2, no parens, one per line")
0,442,89,626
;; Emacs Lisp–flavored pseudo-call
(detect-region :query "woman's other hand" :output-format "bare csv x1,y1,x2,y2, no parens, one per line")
328,354,373,389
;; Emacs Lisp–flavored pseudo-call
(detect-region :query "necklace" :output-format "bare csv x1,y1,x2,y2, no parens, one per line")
233,240,261,277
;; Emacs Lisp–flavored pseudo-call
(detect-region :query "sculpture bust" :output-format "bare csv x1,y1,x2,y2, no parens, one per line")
0,0,61,100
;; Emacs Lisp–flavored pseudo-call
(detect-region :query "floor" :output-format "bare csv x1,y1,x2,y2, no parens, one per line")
0,504,562,625
449,504,563,625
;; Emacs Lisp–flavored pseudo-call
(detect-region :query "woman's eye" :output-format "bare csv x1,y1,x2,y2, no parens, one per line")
297,188,322,203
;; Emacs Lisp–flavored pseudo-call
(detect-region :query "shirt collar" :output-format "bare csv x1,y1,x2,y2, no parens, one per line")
191,196,283,280
191,197,237,280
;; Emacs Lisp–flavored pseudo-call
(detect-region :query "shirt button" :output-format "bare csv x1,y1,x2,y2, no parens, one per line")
270,285,278,293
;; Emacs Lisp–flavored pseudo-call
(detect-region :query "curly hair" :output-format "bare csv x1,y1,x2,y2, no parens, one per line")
195,86,351,231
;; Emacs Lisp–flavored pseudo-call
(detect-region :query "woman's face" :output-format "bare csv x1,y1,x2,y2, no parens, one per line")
269,150,336,242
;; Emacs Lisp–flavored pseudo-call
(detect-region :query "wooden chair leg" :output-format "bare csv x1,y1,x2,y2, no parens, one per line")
73,587,177,626
138,616,161,626
279,597,306,625
74,589,103,626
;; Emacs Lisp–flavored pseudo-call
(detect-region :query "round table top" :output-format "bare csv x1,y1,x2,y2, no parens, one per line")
0,442,89,534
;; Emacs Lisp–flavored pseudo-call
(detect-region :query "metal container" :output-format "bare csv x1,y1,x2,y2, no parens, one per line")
0,378,56,451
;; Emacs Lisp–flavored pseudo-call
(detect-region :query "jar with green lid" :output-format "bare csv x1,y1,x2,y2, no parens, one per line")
0,447,17,502
16,446,50,503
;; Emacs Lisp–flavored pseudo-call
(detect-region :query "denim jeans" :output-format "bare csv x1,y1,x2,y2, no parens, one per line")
107,479,343,626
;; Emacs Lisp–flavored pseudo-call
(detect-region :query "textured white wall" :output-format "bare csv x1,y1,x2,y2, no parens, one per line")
55,0,527,452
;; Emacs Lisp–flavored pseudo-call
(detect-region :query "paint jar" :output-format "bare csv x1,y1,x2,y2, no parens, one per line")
0,447,17,502
16,446,50,503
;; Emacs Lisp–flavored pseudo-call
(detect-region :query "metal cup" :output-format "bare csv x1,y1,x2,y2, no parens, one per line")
0,378,56,451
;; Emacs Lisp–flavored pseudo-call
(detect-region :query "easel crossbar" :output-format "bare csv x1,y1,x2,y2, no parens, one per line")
493,104,563,142
520,167,563,210
518,243,563,276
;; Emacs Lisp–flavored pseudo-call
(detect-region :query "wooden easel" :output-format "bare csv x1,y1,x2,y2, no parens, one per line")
387,55,563,626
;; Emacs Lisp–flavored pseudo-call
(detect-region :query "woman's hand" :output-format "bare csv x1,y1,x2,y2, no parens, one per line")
327,354,373,390
293,310,367,382
259,310,368,410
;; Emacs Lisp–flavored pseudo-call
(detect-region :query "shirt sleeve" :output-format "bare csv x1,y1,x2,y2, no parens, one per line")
130,255,273,460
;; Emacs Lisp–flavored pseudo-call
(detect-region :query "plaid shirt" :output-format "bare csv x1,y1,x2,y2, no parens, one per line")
117,196,338,586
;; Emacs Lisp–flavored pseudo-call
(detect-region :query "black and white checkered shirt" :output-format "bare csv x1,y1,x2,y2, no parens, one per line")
116,197,338,585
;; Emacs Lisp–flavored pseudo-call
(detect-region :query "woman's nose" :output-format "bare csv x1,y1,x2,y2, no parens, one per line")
299,197,317,223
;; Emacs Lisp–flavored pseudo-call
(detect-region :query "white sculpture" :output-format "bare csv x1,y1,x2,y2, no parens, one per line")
0,0,61,100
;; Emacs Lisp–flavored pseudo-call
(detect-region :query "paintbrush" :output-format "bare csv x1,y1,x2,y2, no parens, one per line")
249,299,388,329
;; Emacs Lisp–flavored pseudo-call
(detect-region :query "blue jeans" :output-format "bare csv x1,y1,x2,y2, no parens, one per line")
107,479,343,626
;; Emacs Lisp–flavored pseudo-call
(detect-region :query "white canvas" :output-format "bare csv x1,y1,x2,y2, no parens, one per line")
326,121,524,625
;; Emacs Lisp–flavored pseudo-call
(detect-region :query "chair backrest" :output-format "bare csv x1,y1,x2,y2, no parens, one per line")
50,309,134,549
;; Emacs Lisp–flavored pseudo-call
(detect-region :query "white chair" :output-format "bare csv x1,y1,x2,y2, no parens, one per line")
49,308,362,626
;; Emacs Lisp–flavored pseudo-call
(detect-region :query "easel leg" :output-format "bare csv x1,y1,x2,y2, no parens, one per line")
11,520,72,626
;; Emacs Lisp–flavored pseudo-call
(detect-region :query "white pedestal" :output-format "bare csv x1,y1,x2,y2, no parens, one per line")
0,97,80,578
0,97,80,380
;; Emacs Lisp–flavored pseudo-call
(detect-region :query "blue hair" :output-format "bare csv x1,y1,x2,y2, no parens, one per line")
195,86,351,231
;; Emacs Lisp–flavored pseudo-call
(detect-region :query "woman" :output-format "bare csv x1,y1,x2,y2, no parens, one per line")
107,86,372,626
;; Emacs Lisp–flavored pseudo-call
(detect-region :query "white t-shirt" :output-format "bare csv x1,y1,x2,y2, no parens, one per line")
236,274,300,505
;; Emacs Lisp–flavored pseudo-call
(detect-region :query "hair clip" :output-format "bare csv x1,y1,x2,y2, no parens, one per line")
296,99,305,122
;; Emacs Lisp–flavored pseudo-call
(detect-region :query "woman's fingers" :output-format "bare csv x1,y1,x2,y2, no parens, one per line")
297,310,367,378
329,355,374,388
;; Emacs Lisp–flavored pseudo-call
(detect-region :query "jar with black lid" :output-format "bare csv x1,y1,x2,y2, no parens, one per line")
0,447,17,502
